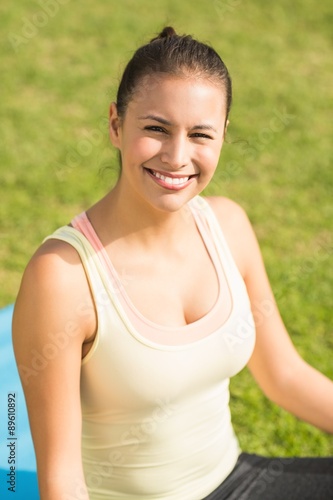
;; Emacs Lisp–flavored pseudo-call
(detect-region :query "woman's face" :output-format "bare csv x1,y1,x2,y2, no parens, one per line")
110,74,228,213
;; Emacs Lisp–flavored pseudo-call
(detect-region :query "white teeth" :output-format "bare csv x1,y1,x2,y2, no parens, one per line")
151,170,190,185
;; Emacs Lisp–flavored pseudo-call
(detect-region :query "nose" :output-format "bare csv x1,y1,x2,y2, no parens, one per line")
160,134,191,170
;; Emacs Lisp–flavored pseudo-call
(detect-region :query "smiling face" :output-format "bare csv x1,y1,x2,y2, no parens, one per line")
109,75,228,214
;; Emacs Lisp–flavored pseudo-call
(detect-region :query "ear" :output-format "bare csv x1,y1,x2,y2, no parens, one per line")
223,120,230,139
109,102,122,148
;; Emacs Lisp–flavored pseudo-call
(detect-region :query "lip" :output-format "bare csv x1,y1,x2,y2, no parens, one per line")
147,168,196,179
144,167,198,191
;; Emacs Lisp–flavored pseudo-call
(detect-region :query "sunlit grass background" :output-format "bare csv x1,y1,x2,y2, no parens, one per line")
1,0,332,456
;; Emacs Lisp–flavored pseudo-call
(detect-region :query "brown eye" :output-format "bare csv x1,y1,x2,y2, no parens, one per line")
145,126,167,133
191,133,213,140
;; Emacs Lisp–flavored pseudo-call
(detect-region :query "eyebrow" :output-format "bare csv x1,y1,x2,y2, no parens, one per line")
138,114,218,133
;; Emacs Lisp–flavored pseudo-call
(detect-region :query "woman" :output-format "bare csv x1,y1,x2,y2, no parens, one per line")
13,27,333,500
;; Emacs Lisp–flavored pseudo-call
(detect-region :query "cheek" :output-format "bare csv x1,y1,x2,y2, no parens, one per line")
196,144,221,171
134,137,162,158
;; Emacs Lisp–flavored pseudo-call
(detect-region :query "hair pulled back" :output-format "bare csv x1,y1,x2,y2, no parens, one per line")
116,26,232,121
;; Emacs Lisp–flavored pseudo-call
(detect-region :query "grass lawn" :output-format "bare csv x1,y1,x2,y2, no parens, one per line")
1,0,332,457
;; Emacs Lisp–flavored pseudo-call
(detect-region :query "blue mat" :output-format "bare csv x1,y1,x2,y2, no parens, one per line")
0,304,39,499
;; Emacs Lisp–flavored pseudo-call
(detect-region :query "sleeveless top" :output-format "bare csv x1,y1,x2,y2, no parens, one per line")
44,196,256,500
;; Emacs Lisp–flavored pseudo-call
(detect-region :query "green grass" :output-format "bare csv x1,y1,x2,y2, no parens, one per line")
1,0,332,456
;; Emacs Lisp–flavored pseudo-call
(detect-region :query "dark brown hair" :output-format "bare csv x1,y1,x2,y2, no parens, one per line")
116,26,232,123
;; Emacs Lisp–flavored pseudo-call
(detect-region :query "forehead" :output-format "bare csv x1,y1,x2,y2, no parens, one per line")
127,75,227,126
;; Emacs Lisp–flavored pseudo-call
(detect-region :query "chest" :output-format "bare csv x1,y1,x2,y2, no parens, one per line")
105,233,231,328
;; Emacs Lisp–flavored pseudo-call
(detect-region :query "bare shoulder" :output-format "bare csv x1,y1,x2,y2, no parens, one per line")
26,237,80,274
204,196,257,278
14,237,96,345
205,195,250,230
20,237,87,302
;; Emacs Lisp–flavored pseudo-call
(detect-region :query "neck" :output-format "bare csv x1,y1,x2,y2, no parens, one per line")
88,181,195,250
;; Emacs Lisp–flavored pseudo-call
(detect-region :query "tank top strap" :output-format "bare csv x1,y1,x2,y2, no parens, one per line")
43,226,122,303
188,196,240,274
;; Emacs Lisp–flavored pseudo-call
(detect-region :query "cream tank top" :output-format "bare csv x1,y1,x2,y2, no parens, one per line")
45,196,256,500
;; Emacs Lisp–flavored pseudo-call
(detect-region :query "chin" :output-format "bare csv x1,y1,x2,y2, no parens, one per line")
149,192,197,214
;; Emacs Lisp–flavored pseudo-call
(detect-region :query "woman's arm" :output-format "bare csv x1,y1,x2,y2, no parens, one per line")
208,196,333,434
12,239,95,499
